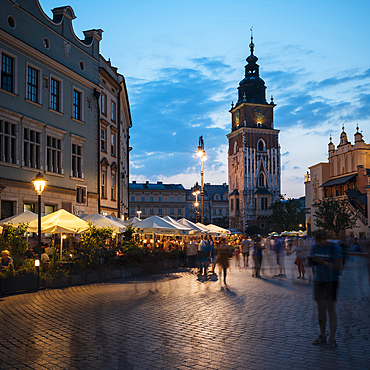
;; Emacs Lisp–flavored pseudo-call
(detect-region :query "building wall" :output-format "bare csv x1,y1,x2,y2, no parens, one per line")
129,182,186,220
305,129,370,239
0,0,102,218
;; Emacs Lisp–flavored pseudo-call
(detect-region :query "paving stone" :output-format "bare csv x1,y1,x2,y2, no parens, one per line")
0,255,369,369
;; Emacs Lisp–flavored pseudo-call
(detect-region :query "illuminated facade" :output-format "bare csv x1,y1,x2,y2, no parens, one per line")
305,127,370,239
227,35,280,233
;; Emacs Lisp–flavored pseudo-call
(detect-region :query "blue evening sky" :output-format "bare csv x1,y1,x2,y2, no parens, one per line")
40,0,370,198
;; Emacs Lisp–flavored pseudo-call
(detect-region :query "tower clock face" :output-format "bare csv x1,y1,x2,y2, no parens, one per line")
235,110,240,125
253,107,265,121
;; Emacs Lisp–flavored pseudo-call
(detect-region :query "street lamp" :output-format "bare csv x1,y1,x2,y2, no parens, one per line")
137,210,142,219
32,172,46,267
192,190,200,222
196,136,207,224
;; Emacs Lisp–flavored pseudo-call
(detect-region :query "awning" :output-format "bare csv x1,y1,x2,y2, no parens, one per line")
229,189,239,196
346,189,367,206
255,187,271,195
320,174,356,187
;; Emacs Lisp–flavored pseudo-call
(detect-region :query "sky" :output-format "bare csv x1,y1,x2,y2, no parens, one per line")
40,0,370,198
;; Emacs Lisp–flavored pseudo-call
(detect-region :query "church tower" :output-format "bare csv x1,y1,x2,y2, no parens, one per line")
227,34,281,233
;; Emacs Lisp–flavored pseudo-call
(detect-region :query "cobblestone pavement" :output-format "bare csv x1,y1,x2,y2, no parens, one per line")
0,254,369,370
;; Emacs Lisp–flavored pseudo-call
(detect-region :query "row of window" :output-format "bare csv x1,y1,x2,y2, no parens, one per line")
229,197,269,211
0,119,83,178
101,170,117,201
101,93,116,122
101,126,117,156
131,196,184,203
130,208,183,215
0,51,109,122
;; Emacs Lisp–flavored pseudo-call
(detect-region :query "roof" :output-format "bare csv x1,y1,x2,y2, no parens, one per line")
130,182,185,191
255,187,271,195
320,174,357,188
203,184,228,198
346,189,367,206
229,189,239,196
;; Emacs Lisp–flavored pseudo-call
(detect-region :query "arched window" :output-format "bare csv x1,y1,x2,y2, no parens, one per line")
257,139,265,152
258,172,265,187
234,141,238,154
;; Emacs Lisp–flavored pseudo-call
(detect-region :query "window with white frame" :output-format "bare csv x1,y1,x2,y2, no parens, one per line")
76,185,87,205
71,143,83,178
111,172,116,200
46,135,62,174
1,53,15,93
73,89,82,120
101,170,107,198
50,77,62,112
111,101,116,122
101,127,106,151
101,93,107,115
27,65,40,103
0,119,17,164
23,127,41,169
111,132,116,156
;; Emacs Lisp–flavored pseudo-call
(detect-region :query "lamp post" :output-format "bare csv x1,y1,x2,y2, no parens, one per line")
32,172,46,276
192,190,200,222
137,210,142,219
196,136,207,224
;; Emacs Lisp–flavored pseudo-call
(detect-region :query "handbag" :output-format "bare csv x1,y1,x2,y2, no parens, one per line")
294,257,298,265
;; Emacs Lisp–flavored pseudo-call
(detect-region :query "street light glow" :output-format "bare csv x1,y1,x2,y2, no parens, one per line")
32,172,46,195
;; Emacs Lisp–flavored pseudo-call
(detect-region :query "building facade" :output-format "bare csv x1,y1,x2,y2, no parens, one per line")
227,36,281,233
186,183,229,227
305,127,370,239
0,0,130,220
129,181,186,220
98,56,131,219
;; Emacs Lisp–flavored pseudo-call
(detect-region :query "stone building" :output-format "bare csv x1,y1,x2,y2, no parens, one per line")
227,35,281,233
98,56,131,219
129,181,186,220
186,183,229,226
0,0,131,219
305,126,370,239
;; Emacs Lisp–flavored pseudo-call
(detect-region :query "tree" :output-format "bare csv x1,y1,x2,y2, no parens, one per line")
313,197,358,237
268,196,305,233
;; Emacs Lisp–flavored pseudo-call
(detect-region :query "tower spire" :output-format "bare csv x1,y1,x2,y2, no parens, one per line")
249,26,254,55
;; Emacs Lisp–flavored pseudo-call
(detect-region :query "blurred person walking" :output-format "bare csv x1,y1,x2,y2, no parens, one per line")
217,238,231,285
241,236,252,268
309,230,342,349
252,236,264,277
292,238,306,279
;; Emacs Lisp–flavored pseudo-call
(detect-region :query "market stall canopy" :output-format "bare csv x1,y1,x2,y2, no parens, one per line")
106,215,127,227
134,215,182,235
196,222,214,233
28,209,89,234
81,213,125,233
163,216,193,234
127,217,141,226
203,224,231,234
0,211,44,226
177,218,205,234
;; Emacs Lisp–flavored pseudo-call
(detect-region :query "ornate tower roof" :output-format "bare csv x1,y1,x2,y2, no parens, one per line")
236,31,268,106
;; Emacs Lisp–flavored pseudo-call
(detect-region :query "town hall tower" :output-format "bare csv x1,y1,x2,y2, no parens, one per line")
227,35,281,232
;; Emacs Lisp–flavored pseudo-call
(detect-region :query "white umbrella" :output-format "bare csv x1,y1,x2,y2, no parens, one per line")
195,222,213,233
134,215,180,235
81,213,125,233
202,223,230,234
163,216,193,234
177,218,206,234
28,209,89,260
0,210,43,226
28,209,88,234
